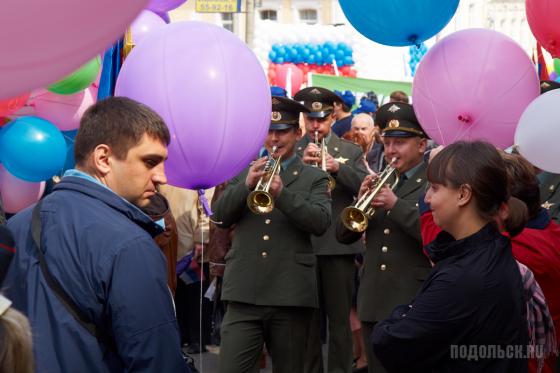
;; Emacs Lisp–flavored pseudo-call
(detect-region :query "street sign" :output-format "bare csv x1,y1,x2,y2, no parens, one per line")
195,0,240,13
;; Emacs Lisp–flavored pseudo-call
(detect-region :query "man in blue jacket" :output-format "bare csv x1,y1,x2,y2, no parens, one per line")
4,97,190,372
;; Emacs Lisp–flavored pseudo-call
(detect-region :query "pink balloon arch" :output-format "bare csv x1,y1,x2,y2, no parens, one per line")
412,29,540,149
0,0,149,100
0,165,45,214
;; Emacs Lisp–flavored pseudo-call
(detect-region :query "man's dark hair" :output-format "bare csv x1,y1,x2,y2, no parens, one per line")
389,91,409,104
74,97,170,166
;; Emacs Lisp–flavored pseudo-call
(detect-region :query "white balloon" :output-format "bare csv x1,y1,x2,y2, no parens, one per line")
515,89,560,173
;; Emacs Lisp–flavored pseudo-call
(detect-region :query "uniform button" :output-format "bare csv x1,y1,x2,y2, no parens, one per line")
383,228,390,235
416,178,422,183
261,251,268,258
381,246,388,253
298,146,303,151
263,235,270,241
380,264,387,271
415,203,419,207
386,210,391,215
265,219,271,225
550,185,555,191
334,147,339,152
293,171,298,175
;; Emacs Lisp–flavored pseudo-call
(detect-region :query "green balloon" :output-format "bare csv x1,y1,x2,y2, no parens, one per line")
554,58,560,75
48,56,101,95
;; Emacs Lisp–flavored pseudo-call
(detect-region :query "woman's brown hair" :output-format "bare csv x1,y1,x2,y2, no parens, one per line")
0,306,34,373
427,141,528,237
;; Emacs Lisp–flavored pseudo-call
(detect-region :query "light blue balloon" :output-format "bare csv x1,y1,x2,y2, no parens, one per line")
0,116,66,182
339,0,459,46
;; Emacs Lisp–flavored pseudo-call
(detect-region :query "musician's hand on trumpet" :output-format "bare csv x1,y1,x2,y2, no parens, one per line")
358,174,377,199
302,142,321,165
245,157,268,190
370,185,398,210
323,152,340,174
267,174,284,198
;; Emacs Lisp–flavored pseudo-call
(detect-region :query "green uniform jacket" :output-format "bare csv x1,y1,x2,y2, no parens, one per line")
296,133,368,255
213,157,332,308
540,172,560,222
337,163,432,322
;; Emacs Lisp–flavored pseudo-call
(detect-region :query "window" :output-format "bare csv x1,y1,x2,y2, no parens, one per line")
221,13,234,32
260,9,277,21
299,9,317,25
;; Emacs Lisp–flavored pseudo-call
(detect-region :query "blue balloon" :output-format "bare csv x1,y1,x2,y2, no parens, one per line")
272,44,281,52
335,49,345,59
339,0,459,46
0,116,66,182
276,57,285,64
308,54,316,64
277,46,287,57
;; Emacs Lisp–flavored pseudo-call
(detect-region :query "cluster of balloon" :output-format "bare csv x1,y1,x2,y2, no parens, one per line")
339,0,459,47
412,29,539,150
0,0,149,100
116,21,271,190
408,43,428,77
268,42,354,67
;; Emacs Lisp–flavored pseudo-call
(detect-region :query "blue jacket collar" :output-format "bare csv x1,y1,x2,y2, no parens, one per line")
53,176,163,237
526,208,550,230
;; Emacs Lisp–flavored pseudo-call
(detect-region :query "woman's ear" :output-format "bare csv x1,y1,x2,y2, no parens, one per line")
457,184,473,207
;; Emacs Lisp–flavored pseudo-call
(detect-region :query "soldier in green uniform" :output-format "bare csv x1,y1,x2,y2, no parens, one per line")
214,96,332,373
336,102,432,373
539,172,560,222
293,87,368,373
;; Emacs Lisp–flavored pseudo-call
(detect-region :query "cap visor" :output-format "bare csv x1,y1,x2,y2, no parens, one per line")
305,111,332,118
382,130,418,138
270,123,297,130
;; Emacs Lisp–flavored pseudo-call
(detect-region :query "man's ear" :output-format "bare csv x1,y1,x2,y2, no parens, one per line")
295,127,303,141
418,138,428,154
457,184,473,207
91,144,112,176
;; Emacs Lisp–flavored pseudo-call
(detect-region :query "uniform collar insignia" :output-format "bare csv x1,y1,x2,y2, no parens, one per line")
542,201,555,210
334,156,348,164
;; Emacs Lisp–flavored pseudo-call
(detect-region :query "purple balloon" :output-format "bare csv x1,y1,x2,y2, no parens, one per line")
131,10,166,46
116,22,271,189
550,71,558,81
412,29,539,149
147,0,186,13
0,165,45,213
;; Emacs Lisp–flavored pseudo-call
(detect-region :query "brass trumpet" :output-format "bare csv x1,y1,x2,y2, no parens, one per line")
247,146,282,214
340,158,399,233
314,131,336,191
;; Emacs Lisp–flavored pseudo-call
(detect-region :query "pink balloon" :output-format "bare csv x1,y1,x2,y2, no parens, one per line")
131,10,166,46
412,29,540,149
0,165,45,213
0,0,149,100
32,87,97,131
147,0,187,13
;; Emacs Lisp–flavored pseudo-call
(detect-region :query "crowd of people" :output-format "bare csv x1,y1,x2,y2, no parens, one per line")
0,80,560,373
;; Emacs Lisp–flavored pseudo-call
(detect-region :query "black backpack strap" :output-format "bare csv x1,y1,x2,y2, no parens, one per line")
31,201,117,352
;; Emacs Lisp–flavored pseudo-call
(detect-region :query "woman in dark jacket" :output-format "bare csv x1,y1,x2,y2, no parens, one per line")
372,141,529,373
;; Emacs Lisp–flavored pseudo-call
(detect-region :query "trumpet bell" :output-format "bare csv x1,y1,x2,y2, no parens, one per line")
247,190,274,214
341,206,369,233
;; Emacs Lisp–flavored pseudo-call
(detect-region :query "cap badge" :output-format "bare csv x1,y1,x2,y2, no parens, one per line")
272,97,281,105
388,119,400,128
541,82,551,89
271,111,282,121
310,88,322,94
312,102,323,110
388,104,400,113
